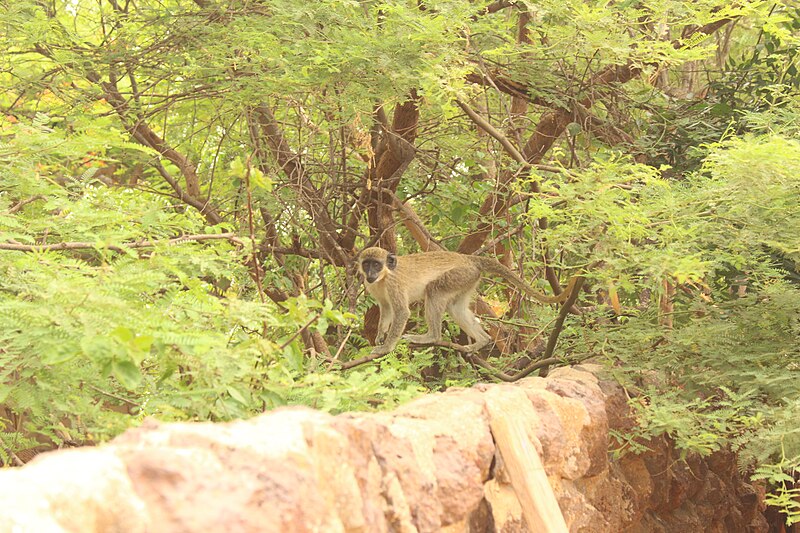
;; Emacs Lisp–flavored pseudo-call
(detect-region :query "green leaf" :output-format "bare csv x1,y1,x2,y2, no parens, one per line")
132,335,154,353
110,326,134,343
282,342,304,373
112,359,142,390
226,386,249,406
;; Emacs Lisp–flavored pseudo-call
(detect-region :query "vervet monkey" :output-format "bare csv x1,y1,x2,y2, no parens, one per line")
357,247,575,356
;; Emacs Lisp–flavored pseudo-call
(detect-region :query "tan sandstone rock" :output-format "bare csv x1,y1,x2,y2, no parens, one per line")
0,367,768,533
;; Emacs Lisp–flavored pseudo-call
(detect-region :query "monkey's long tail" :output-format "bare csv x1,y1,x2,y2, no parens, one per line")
475,257,563,304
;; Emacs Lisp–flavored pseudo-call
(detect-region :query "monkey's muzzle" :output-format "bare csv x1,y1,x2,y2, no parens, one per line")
361,259,384,284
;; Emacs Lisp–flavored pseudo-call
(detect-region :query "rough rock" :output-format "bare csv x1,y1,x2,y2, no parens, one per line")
0,365,768,532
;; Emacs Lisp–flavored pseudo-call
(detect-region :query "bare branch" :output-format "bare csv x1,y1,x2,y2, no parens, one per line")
538,275,585,377
152,161,222,225
8,196,46,214
102,81,203,198
472,0,516,19
250,104,349,266
338,351,387,370
378,188,444,252
456,98,531,167
98,80,222,225
278,313,321,350
462,353,561,382
465,72,550,107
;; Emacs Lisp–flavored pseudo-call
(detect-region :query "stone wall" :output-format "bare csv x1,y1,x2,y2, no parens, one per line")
0,364,767,532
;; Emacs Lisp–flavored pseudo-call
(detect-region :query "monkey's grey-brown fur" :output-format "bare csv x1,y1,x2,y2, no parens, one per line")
357,247,570,356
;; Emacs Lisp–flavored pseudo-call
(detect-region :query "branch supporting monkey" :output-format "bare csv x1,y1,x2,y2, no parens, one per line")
357,247,578,356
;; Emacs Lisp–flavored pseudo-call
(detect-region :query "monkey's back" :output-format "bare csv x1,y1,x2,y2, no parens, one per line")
399,251,482,303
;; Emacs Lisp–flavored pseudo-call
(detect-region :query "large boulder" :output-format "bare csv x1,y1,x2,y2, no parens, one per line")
0,364,767,532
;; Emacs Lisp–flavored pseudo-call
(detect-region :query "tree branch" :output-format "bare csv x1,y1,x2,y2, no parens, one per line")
537,275,585,377
379,188,444,252
250,104,349,266
99,80,222,225
8,196,46,214
458,16,739,254
456,98,531,168
102,81,203,198
152,161,221,225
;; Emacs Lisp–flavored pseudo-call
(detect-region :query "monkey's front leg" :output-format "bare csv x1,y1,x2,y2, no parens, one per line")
371,305,409,356
375,303,393,346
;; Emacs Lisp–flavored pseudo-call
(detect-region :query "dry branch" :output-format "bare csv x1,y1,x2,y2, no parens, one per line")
251,104,349,266
378,187,444,252
8,196,46,214
537,275,585,377
338,351,388,370
456,98,531,167
99,79,223,225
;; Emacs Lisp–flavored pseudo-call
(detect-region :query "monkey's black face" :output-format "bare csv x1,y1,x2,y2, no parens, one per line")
361,259,385,284
359,250,396,284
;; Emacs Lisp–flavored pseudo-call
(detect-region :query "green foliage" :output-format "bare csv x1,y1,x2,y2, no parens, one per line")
565,133,800,519
754,455,800,525
635,6,800,173
0,0,799,522
612,387,763,459
0,118,425,459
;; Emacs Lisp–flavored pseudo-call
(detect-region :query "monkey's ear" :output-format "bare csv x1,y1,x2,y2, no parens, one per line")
386,253,397,270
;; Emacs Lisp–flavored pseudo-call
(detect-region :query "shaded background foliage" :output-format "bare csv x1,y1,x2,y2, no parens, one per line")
1,0,799,521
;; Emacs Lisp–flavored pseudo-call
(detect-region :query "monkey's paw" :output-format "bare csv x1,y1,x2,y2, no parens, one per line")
370,344,394,356
402,334,440,345
463,340,491,353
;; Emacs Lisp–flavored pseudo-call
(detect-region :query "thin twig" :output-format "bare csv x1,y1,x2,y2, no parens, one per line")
336,338,561,382
8,195,46,214
258,245,331,260
378,187,444,251
537,276,585,377
474,223,524,257
338,351,387,370
326,327,353,371
244,153,267,306
338,340,477,370
485,315,558,343
279,313,321,350
456,98,531,167
244,153,270,337
464,353,561,382
86,383,138,406
534,164,575,176
406,340,563,382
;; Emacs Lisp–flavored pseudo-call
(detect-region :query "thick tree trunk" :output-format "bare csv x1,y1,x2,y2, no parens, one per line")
364,94,420,251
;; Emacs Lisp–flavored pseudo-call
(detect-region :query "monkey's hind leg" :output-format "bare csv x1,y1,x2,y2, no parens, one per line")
402,291,447,345
403,267,476,345
448,288,492,353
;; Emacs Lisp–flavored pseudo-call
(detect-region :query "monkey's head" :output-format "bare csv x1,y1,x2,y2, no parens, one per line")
358,247,397,284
